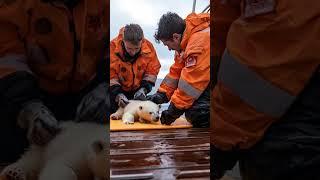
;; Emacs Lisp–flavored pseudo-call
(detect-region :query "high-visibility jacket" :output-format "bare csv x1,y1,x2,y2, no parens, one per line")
212,0,320,150
159,13,210,110
0,0,107,94
110,28,161,92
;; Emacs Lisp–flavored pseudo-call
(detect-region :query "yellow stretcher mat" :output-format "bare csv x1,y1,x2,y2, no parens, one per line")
110,118,192,131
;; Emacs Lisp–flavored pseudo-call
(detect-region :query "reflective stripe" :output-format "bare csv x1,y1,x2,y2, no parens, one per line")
110,78,120,86
218,50,296,117
200,27,210,33
143,74,157,83
161,75,178,88
0,55,32,73
178,78,203,99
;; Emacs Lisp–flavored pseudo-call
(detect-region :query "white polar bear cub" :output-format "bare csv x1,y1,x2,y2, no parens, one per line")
1,121,109,180
111,100,161,124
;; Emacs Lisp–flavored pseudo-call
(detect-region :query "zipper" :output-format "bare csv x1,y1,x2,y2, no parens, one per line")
131,62,135,89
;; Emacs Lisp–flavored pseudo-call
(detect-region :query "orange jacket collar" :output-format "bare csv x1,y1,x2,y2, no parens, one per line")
180,13,210,50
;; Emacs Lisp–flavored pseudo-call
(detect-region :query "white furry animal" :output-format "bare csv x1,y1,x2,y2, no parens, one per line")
111,100,161,124
0,121,108,180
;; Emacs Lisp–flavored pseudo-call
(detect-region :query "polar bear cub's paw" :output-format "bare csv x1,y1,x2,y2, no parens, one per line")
122,113,134,124
110,112,122,120
1,163,27,180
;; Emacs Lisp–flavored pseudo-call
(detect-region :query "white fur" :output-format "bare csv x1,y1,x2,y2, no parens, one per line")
111,100,161,124
1,122,109,180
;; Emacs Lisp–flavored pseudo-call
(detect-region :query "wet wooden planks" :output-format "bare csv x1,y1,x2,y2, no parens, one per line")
110,128,210,180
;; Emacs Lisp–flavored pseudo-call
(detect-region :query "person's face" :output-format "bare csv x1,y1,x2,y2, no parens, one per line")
161,33,182,52
123,40,142,56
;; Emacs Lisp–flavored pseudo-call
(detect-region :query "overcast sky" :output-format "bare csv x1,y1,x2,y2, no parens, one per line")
110,0,210,79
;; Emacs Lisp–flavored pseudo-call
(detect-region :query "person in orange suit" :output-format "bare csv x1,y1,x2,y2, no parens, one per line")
148,12,210,128
212,0,320,179
0,0,107,163
110,24,161,113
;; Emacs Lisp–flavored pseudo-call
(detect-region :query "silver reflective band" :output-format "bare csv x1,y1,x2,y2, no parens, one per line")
161,75,179,88
110,78,120,86
218,50,296,117
178,78,202,99
0,54,32,74
200,27,210,33
143,74,157,83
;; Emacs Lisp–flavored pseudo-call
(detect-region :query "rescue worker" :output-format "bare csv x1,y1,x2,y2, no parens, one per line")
148,12,210,128
212,1,320,179
110,24,161,113
0,0,108,163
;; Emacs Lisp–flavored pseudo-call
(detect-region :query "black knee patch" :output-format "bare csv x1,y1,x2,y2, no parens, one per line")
185,106,210,128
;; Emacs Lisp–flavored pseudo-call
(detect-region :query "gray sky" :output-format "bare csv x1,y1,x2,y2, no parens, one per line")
110,0,210,79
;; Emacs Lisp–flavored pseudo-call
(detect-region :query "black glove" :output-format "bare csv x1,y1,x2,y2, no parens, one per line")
17,100,61,145
160,103,184,125
75,83,107,123
115,93,129,108
211,146,239,179
133,87,147,100
147,92,169,104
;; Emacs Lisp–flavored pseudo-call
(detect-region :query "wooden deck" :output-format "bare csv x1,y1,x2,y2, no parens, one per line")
110,128,210,179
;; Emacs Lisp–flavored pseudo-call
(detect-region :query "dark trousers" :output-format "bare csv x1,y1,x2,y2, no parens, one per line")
239,69,320,180
185,86,210,128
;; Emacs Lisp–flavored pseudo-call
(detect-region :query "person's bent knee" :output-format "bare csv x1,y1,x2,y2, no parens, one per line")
185,107,209,128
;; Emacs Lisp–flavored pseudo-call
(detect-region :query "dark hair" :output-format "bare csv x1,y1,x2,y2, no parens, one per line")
123,24,144,45
154,12,186,43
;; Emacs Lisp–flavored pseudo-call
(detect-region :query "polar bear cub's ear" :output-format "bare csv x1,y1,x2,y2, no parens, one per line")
88,140,109,179
91,140,105,153
139,106,143,110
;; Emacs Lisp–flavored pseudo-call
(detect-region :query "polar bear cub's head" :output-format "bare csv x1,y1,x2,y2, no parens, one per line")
137,100,161,123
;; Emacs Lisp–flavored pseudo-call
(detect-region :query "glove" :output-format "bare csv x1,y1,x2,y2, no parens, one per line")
17,101,60,145
133,87,147,100
146,92,169,104
160,103,184,125
211,146,239,179
115,93,129,108
76,83,108,123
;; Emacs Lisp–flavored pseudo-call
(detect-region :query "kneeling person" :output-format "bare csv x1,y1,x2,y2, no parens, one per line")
110,24,161,113
148,12,210,128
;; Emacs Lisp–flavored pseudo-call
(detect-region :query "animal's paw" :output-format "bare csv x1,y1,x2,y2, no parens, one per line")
1,163,27,180
110,113,121,120
122,119,134,124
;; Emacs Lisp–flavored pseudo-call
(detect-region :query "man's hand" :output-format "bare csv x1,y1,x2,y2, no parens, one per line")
160,103,184,125
17,101,60,145
75,83,107,123
115,93,129,108
146,92,168,104
133,87,147,100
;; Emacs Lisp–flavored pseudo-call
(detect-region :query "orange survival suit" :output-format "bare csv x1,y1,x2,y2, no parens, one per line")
212,0,320,179
151,13,210,127
0,0,107,163
0,0,107,94
110,28,161,112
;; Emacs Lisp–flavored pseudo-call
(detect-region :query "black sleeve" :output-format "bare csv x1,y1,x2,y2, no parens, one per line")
110,85,123,100
0,71,41,120
140,80,154,94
